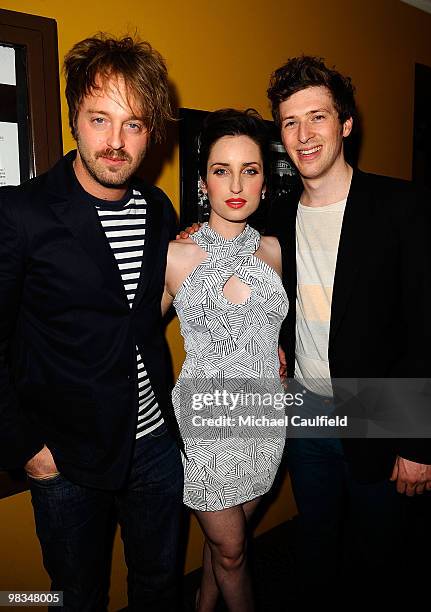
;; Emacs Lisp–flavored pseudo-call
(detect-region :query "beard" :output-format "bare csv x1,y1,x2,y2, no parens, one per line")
76,136,146,189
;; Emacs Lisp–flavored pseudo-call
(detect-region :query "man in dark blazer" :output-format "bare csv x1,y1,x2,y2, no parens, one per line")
0,34,183,611
267,56,431,603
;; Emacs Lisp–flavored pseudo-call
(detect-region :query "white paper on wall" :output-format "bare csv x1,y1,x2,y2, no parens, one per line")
0,45,16,86
0,122,20,186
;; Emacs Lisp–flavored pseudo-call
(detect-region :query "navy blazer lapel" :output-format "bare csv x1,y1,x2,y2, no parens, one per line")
329,169,373,343
283,197,299,377
284,198,299,306
131,184,164,308
45,152,129,303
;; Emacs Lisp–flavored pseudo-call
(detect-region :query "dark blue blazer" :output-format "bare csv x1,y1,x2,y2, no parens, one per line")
0,151,181,489
268,169,431,481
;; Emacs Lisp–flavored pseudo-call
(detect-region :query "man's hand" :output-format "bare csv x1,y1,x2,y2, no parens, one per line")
278,345,287,384
390,456,431,496
24,445,59,480
175,222,201,240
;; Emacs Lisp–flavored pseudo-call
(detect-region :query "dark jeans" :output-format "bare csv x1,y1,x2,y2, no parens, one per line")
287,390,430,604
28,424,184,612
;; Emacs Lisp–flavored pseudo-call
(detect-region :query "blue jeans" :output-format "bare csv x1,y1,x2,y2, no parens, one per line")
287,389,426,603
28,424,184,611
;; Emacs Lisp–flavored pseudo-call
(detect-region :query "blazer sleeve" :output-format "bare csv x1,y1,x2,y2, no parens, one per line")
0,191,44,469
395,184,431,464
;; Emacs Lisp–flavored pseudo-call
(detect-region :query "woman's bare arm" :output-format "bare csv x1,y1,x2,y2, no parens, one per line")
161,239,206,316
161,285,174,316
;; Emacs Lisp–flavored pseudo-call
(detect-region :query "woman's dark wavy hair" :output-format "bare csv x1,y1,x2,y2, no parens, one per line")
267,55,356,127
198,108,271,184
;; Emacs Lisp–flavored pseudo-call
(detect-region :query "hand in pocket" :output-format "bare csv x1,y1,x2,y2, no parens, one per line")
25,445,59,479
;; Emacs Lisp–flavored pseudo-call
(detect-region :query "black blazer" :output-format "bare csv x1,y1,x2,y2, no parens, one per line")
268,169,431,481
0,151,181,489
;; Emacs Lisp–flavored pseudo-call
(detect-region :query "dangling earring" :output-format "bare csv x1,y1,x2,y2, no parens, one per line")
261,191,266,200
198,179,210,221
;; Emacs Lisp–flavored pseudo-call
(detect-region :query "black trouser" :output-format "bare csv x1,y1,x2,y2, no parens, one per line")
29,424,184,611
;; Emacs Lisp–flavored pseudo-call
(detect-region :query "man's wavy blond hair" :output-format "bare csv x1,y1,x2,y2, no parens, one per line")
64,33,174,143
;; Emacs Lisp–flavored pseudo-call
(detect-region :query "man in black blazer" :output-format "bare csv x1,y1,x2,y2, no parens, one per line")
0,34,183,611
267,56,431,602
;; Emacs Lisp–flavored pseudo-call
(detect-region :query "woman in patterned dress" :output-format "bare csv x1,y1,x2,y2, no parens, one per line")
162,109,288,612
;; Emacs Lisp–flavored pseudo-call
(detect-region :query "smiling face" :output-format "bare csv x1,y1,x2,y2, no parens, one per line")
201,135,265,232
279,85,352,182
73,75,149,199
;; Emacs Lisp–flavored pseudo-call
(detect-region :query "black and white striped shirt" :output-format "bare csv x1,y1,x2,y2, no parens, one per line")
95,188,164,438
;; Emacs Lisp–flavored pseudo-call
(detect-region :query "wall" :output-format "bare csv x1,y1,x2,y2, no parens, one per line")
1,0,431,608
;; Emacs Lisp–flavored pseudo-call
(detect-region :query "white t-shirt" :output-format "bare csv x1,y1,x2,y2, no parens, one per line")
294,199,346,396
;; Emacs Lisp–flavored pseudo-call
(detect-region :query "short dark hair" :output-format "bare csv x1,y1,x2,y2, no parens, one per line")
198,108,270,182
63,33,174,143
267,55,356,127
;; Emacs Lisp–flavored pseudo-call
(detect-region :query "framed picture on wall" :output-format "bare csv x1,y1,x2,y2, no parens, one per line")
178,107,299,232
0,8,62,187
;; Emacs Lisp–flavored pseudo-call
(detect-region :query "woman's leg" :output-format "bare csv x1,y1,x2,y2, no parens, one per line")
195,497,260,612
196,540,216,611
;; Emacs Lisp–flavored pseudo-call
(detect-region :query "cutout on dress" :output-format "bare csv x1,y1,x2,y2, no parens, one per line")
222,275,251,304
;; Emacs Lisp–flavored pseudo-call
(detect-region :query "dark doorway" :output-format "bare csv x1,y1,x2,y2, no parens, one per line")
413,63,431,189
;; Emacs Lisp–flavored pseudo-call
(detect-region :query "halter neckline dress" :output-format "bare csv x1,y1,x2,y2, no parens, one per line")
172,223,288,511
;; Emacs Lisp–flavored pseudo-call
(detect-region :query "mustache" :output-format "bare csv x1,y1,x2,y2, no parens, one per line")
96,148,132,162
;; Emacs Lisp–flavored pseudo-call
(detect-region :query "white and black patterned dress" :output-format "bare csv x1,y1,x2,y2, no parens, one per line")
172,223,288,511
